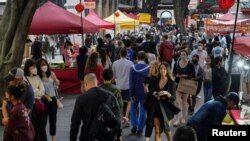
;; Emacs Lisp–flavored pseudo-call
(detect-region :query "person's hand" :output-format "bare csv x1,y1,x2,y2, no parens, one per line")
181,74,188,78
131,96,135,102
2,118,8,126
46,96,52,102
158,91,171,98
143,83,149,93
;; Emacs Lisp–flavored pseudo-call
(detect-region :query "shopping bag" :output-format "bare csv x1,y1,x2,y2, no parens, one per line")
177,78,198,95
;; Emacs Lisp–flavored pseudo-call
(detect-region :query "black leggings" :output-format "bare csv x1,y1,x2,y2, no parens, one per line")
44,97,58,136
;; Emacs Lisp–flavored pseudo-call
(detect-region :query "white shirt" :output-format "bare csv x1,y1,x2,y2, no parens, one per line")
112,58,134,90
25,75,45,99
212,46,224,58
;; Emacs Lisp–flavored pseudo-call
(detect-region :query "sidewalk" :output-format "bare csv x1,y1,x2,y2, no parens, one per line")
0,93,203,140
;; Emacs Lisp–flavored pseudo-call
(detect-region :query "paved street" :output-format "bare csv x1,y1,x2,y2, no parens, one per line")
0,93,203,141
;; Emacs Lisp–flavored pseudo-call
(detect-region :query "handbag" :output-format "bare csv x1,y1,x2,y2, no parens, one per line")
55,88,63,109
56,99,63,109
177,78,198,95
34,99,46,113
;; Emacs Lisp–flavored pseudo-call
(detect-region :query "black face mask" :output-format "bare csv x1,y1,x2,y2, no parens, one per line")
192,60,198,64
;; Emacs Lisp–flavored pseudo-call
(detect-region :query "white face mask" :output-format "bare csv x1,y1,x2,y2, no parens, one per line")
30,68,37,75
41,66,48,72
198,46,203,51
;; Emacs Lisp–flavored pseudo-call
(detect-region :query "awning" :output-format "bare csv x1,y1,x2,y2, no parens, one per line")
234,36,250,58
85,10,115,29
29,1,98,34
105,10,139,29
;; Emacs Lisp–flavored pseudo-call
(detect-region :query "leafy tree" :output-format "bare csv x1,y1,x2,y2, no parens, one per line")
0,0,38,97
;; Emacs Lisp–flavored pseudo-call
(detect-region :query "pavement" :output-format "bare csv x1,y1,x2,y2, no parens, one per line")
0,50,204,140
0,93,203,141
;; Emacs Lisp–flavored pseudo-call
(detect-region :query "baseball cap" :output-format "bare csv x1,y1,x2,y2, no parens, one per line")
5,68,24,83
226,92,240,105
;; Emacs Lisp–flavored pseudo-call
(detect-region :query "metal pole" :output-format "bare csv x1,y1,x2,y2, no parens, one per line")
134,18,135,33
227,0,240,93
80,0,84,46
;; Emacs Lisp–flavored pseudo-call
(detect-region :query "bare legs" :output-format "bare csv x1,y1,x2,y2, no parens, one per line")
174,92,189,126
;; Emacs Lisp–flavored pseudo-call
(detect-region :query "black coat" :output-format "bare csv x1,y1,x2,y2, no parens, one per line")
70,87,120,141
144,78,180,132
212,66,228,97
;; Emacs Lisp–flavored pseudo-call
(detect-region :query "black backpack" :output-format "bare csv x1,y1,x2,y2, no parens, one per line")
88,94,121,141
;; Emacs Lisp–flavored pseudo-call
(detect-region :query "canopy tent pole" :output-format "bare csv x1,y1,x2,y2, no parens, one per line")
80,0,84,46
227,0,240,93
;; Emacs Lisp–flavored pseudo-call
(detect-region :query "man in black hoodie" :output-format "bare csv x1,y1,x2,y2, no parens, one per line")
70,73,120,141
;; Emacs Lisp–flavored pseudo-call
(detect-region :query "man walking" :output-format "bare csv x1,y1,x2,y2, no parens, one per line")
70,73,120,141
112,48,134,126
129,51,150,136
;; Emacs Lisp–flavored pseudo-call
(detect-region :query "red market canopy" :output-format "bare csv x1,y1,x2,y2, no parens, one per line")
217,13,235,21
234,37,250,58
29,1,98,34
85,10,115,29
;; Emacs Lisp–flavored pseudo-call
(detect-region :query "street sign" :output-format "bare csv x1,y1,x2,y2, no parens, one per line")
84,0,96,9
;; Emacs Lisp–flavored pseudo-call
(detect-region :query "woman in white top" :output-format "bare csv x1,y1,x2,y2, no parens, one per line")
98,48,112,69
37,58,60,141
24,59,49,141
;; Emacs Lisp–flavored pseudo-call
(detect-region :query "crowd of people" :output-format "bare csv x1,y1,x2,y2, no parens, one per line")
1,24,241,141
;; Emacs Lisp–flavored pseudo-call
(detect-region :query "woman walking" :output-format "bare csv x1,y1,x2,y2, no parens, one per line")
144,62,179,141
37,58,60,141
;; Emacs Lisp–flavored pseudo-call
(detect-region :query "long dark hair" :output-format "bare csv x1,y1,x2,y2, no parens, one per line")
36,58,52,78
6,85,25,100
158,62,174,81
99,48,107,67
32,41,42,61
85,52,99,71
24,59,36,76
79,46,88,57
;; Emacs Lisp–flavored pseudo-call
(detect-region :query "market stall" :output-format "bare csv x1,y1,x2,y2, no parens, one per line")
53,68,81,94
29,1,98,34
85,10,115,29
204,18,250,34
104,10,139,30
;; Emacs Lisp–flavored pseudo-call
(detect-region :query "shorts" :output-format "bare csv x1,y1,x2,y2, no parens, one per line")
121,89,130,102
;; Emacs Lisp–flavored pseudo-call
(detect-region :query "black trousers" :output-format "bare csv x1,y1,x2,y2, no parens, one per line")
31,100,47,141
44,97,58,136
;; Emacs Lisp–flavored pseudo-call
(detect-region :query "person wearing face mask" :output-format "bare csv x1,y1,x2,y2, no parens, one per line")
37,58,60,141
24,59,48,141
212,56,228,98
3,85,35,141
188,55,203,115
2,68,35,126
190,41,208,68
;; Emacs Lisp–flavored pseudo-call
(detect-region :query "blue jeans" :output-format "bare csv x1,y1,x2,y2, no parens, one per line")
203,80,213,103
130,96,146,132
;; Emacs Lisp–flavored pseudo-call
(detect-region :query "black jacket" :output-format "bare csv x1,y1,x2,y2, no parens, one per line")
70,87,119,141
144,78,179,132
212,66,228,97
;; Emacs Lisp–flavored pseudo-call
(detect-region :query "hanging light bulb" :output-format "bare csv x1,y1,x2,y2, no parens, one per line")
237,60,244,67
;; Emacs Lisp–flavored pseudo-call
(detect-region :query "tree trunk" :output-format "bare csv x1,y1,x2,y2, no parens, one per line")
0,0,38,97
143,0,160,17
173,0,190,34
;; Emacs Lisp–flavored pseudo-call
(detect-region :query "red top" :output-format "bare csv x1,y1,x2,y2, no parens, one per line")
4,103,35,141
85,64,103,85
159,41,174,62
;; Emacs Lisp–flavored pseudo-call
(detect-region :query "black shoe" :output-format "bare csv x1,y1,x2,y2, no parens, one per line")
189,108,194,115
136,130,143,137
131,127,137,134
